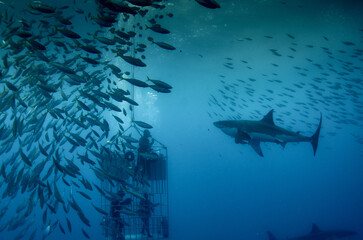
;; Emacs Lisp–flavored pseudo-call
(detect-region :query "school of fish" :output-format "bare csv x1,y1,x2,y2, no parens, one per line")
207,9,362,148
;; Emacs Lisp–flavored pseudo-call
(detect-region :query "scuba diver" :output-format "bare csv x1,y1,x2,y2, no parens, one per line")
139,130,154,154
110,189,131,240
138,193,157,238
135,130,154,178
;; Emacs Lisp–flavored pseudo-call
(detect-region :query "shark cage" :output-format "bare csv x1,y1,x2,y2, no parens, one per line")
99,123,169,240
97,12,169,238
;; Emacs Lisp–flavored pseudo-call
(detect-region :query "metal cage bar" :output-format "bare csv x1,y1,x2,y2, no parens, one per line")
101,140,169,240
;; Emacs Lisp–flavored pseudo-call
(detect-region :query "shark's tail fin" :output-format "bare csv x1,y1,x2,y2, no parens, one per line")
267,231,278,240
311,113,322,156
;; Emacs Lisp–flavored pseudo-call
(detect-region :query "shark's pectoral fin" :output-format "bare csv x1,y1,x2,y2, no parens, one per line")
235,130,251,144
250,139,263,157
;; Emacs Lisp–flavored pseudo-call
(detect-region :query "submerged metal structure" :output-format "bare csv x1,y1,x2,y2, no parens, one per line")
101,125,169,240
100,16,169,237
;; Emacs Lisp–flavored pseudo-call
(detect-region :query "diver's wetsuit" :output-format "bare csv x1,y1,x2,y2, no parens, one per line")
110,192,131,240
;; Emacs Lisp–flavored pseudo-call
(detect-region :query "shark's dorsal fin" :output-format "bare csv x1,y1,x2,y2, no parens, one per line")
267,231,278,240
261,109,275,125
311,224,321,234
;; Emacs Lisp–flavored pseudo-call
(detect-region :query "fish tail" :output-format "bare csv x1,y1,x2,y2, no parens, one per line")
310,112,322,156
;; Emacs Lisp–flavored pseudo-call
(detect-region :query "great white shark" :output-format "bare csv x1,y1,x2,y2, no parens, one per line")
267,223,357,240
213,109,322,157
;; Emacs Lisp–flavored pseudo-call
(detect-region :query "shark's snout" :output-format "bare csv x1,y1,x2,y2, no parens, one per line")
213,121,238,138
213,121,224,128
213,121,230,129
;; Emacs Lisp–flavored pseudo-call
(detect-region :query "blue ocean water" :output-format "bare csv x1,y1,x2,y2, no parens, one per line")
0,0,362,240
